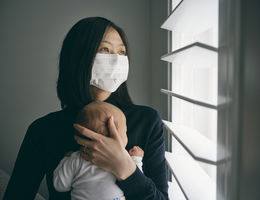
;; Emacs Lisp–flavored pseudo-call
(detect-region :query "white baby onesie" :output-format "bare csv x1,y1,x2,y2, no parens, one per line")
53,151,143,200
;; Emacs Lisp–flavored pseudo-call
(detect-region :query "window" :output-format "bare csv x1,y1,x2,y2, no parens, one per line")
160,0,227,199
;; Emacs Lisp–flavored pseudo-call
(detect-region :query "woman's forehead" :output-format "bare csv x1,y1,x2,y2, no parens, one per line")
101,27,124,46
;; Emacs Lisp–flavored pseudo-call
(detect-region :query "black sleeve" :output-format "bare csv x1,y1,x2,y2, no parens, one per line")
116,110,169,200
3,120,46,200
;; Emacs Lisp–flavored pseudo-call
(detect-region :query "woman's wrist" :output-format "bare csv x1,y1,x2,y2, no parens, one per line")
115,152,137,181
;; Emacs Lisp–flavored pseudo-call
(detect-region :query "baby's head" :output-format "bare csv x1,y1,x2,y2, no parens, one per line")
75,101,127,147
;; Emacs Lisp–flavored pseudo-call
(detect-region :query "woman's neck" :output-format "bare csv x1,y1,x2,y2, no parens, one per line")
90,85,111,101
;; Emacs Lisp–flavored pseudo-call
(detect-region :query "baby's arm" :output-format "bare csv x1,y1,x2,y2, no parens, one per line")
53,152,80,192
128,146,144,172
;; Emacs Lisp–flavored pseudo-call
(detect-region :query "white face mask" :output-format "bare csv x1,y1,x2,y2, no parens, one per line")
90,53,129,92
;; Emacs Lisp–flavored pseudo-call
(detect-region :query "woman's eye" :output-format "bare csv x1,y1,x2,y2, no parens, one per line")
119,50,126,55
100,47,109,53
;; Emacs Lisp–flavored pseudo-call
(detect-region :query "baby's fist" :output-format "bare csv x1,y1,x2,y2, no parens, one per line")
129,146,144,157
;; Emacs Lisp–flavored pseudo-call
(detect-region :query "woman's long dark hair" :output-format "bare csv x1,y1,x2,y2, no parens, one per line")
56,17,133,110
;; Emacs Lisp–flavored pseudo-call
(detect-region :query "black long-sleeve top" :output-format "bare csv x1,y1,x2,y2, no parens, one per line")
4,97,169,200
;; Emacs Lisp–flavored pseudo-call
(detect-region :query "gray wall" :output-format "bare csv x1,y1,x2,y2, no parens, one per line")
150,0,168,120
237,0,260,199
0,0,168,198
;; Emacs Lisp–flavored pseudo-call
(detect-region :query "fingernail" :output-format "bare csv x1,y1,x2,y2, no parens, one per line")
111,116,114,122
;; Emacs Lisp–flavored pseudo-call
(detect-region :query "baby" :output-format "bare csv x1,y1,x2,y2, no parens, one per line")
53,101,144,200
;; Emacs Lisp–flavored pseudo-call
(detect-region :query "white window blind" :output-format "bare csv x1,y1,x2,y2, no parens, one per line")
160,0,224,199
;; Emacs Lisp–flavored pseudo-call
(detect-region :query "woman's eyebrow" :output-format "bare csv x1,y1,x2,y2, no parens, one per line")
101,40,125,47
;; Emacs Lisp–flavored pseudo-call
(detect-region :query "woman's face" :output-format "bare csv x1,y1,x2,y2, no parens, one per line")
90,27,126,101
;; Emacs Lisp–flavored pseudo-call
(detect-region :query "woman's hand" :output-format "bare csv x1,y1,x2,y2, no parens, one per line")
73,116,136,181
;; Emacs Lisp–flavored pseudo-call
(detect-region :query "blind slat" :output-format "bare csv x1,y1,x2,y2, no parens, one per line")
163,120,218,164
168,180,187,200
161,89,223,109
165,152,216,200
161,0,218,33
161,42,218,61
161,43,219,106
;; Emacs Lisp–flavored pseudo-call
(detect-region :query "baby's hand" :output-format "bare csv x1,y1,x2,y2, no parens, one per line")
128,146,144,157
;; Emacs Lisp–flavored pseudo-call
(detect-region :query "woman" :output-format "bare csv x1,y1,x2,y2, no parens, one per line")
4,17,169,200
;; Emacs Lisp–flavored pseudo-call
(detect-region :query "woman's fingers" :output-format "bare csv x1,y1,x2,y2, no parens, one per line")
108,116,120,141
80,146,92,155
73,123,102,141
74,135,95,148
80,147,104,165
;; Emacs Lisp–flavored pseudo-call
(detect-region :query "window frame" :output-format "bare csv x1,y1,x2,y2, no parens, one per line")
163,0,243,199
162,0,238,199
